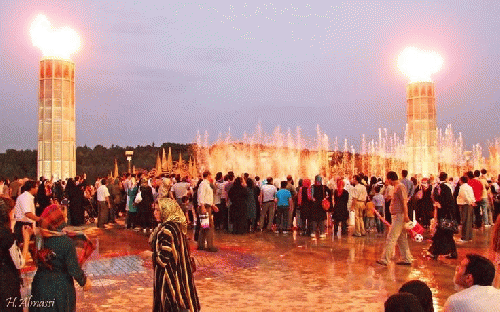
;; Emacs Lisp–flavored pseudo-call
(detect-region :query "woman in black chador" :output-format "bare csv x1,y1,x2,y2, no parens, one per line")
228,177,249,234
66,178,85,226
428,172,458,260
415,178,434,228
137,179,154,233
332,179,349,235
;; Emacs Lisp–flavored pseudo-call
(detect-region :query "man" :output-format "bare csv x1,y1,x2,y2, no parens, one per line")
401,170,415,199
13,180,40,242
258,177,277,231
351,175,368,237
467,171,483,229
377,171,412,266
444,254,499,311
197,171,218,252
285,175,297,231
478,169,491,227
456,176,476,242
96,178,111,228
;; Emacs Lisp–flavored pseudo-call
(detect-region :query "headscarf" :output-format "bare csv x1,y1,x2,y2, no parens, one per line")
315,175,322,186
298,179,313,206
40,204,66,232
336,179,345,196
37,204,95,266
157,197,187,234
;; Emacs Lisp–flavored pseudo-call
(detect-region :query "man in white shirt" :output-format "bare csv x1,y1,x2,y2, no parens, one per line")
14,180,40,241
456,176,476,242
444,254,499,312
351,175,368,237
257,177,277,231
197,171,218,252
96,178,111,228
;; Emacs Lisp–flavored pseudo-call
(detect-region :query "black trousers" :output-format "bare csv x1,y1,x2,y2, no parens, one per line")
474,201,482,228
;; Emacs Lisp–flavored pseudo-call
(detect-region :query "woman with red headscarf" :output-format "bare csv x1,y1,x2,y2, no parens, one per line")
332,179,350,236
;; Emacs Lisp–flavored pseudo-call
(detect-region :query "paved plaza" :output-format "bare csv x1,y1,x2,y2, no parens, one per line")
20,220,494,312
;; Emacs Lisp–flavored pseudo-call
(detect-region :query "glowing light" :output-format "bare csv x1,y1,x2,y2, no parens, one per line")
397,47,443,83
30,14,81,60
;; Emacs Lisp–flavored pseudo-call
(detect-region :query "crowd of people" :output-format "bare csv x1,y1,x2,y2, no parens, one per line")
1,166,500,311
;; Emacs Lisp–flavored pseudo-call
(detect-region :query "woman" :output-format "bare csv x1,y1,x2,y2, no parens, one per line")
127,178,139,229
228,177,249,234
137,179,154,233
428,172,457,260
310,175,329,239
332,179,349,236
246,178,258,232
0,197,31,312
415,178,434,228
297,179,314,236
37,180,51,216
30,204,91,312
66,179,85,226
150,197,200,312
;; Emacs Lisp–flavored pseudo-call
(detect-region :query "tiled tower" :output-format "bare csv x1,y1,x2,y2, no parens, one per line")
37,58,76,180
406,82,438,176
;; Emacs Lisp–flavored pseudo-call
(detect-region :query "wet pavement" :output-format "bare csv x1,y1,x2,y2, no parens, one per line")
20,221,495,312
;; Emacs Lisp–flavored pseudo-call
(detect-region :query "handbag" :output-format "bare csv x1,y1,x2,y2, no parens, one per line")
438,218,458,234
321,186,330,211
9,241,25,270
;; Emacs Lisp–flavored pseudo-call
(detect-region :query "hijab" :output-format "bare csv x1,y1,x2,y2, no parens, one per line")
336,179,345,196
157,197,187,235
298,179,313,205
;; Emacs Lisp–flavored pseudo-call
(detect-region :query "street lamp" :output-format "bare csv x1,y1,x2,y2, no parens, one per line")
125,151,134,173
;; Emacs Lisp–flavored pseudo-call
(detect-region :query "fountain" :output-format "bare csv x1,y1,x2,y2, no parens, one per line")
191,47,496,180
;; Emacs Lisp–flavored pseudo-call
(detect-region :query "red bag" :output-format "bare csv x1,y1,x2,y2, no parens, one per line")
322,198,330,211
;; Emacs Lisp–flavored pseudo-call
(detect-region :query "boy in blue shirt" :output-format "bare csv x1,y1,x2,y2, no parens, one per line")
275,181,293,233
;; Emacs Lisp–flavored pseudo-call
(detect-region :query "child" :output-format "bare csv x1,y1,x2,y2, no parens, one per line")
372,186,385,234
275,181,292,234
365,200,376,232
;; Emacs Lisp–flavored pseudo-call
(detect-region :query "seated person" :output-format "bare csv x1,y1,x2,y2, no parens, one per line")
444,253,500,311
399,280,434,312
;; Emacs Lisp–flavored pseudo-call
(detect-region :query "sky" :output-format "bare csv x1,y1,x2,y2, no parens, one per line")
1,0,499,154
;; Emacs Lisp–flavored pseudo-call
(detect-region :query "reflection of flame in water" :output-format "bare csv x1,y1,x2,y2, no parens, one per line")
194,123,493,179
30,14,81,59
398,47,443,83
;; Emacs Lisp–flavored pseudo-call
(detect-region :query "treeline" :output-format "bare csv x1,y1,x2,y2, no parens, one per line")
0,143,193,183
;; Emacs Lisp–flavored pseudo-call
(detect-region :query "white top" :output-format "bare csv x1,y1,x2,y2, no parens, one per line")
96,184,110,202
171,182,192,199
197,179,213,206
214,181,226,205
352,183,368,202
14,191,36,224
444,285,500,312
457,183,475,206
261,184,277,203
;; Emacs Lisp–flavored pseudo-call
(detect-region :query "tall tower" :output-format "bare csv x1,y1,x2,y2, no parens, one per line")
406,82,438,176
37,58,76,180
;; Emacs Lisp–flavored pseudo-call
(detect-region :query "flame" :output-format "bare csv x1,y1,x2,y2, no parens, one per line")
397,47,443,83
30,14,81,60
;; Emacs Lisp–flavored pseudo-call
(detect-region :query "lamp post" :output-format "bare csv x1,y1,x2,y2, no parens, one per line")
125,151,134,173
